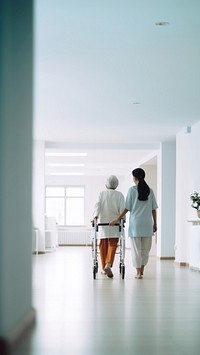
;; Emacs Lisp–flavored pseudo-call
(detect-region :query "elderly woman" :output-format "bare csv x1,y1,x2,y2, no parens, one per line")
93,175,125,278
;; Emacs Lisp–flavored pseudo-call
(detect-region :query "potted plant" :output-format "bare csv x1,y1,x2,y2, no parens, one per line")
190,191,200,218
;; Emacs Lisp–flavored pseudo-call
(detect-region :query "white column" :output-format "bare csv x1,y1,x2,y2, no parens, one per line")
32,141,45,252
157,141,176,258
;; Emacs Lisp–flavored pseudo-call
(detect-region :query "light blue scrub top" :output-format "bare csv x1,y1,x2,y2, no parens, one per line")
125,186,158,237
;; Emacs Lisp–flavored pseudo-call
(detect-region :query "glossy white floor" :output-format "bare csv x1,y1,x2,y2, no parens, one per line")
12,246,200,355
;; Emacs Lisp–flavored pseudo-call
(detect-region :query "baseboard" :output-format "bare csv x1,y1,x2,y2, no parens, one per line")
190,266,200,271
174,261,189,267
0,307,36,354
157,256,175,260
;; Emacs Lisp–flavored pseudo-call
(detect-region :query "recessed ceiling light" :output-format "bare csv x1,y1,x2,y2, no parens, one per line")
155,21,170,26
45,152,87,157
50,172,84,176
132,102,141,105
47,163,85,167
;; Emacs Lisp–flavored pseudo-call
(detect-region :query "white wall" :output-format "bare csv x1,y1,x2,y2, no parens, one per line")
141,165,157,199
176,121,200,266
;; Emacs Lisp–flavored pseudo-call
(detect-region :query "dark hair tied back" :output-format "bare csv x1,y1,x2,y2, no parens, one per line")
132,168,150,201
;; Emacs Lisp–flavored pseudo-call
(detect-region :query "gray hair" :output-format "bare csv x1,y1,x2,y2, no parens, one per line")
105,175,119,190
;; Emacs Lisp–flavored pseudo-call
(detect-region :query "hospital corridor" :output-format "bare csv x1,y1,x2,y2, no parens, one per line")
11,246,200,355
1,1,200,354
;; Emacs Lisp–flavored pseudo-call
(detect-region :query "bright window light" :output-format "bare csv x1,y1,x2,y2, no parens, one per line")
45,186,85,225
46,187,65,197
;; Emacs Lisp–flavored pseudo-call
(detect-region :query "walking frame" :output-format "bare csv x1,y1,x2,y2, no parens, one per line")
91,219,125,279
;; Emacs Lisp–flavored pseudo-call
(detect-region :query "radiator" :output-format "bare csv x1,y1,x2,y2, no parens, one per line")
58,229,92,245
32,228,39,254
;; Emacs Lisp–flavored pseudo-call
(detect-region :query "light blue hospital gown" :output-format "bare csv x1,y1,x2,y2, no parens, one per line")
125,185,158,237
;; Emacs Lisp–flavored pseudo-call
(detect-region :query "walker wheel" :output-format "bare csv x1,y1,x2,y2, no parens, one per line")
93,265,97,279
121,265,125,279
119,262,122,274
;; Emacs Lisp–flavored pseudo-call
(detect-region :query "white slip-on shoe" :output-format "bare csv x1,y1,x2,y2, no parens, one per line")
104,264,113,278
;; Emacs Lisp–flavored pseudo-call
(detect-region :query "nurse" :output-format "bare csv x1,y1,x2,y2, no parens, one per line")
110,168,158,279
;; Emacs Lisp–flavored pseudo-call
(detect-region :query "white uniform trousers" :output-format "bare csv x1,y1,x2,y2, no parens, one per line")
130,237,152,268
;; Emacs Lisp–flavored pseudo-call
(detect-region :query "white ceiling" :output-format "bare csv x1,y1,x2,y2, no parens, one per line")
34,0,200,176
45,144,158,177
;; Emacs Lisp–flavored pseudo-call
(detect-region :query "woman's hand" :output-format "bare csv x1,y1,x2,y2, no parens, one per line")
91,217,98,226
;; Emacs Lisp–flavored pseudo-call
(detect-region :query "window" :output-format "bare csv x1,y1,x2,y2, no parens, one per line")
45,186,85,225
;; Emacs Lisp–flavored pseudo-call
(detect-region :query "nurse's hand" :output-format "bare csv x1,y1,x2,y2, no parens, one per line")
109,219,119,226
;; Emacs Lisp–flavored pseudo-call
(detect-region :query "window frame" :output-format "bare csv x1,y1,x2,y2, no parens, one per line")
45,185,85,226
